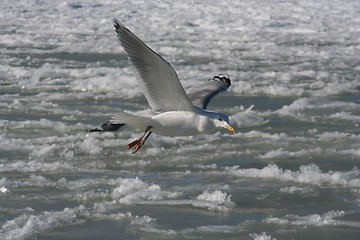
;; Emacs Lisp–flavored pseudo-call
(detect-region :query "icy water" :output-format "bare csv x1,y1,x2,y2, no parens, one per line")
1,0,360,239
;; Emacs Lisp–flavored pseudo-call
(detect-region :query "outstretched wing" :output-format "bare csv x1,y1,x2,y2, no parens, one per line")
114,19,194,112
186,74,231,109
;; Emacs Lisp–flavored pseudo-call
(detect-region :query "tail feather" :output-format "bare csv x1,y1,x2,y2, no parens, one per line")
110,112,157,131
87,122,124,132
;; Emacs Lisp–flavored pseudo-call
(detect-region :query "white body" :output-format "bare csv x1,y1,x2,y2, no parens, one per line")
111,107,232,137
151,111,218,136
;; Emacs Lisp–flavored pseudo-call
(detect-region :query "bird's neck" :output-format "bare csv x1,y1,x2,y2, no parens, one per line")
194,107,218,118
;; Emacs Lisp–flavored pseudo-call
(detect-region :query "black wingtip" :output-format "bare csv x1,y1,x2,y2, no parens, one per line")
213,74,231,86
113,19,121,32
113,19,119,28
113,19,133,37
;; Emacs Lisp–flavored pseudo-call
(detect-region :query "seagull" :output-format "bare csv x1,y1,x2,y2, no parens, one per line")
94,19,234,154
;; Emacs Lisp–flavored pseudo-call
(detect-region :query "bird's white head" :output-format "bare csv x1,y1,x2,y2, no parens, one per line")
213,113,234,134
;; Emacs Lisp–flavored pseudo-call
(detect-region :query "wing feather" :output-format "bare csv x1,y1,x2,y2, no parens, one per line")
114,19,194,112
187,74,231,109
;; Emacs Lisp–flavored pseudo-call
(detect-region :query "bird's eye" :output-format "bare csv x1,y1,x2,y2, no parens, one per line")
218,118,222,121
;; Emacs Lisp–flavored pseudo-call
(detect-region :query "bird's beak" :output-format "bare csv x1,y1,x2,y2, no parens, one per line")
223,121,235,134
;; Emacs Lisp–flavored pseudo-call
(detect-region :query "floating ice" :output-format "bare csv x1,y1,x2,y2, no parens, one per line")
250,232,276,240
329,112,360,122
316,131,360,146
0,160,73,173
340,148,360,157
110,178,236,212
230,105,268,127
226,164,360,187
1,0,360,239
0,206,86,240
265,211,360,228
279,186,314,194
111,177,181,204
79,135,103,155
130,215,176,235
259,147,322,159
276,97,360,118
0,186,9,193
183,224,243,234
0,202,157,240
194,190,236,211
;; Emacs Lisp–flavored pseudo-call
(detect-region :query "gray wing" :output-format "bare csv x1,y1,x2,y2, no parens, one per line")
114,19,194,112
186,74,231,109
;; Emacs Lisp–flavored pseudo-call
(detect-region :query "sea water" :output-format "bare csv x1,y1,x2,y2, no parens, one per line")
1,0,360,239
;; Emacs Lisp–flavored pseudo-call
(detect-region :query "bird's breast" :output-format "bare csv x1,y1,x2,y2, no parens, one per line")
151,111,217,136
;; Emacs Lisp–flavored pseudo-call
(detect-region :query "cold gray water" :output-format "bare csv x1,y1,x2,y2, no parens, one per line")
1,0,360,239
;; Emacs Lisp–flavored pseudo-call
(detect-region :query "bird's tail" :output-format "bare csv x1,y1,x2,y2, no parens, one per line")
87,122,125,132
110,112,157,131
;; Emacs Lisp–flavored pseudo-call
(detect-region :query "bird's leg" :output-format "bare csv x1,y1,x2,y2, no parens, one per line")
127,131,147,149
132,131,152,154
127,126,152,153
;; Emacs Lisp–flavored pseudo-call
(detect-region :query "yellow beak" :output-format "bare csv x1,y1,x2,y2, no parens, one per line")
223,122,235,134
